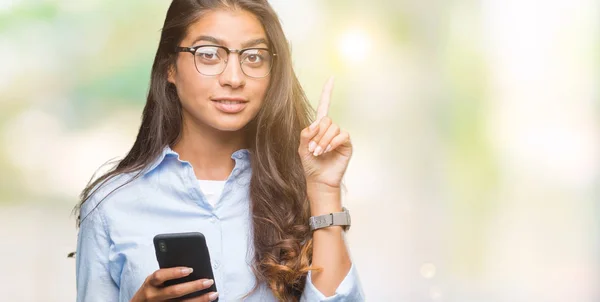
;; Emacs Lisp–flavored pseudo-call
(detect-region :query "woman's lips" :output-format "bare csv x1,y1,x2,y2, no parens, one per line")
212,100,247,113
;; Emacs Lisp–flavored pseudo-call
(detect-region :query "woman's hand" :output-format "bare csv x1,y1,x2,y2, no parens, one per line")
299,77,352,190
130,267,218,302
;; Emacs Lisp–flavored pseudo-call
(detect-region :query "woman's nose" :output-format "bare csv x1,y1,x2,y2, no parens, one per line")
218,54,246,88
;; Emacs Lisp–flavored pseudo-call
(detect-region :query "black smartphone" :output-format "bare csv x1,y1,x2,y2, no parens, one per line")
153,232,218,300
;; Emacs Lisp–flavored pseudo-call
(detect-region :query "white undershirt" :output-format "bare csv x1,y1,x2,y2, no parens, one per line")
197,179,226,207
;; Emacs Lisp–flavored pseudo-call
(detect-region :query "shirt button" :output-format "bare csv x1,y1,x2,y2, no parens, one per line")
210,217,217,223
213,261,220,269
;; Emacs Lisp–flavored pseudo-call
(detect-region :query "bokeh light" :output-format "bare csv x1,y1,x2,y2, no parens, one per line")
338,29,371,64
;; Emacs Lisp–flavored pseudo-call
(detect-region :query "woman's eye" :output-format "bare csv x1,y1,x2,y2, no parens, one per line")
247,55,261,62
243,53,263,64
198,52,218,60
195,47,221,62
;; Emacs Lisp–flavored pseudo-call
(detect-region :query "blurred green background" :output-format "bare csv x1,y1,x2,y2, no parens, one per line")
0,0,598,301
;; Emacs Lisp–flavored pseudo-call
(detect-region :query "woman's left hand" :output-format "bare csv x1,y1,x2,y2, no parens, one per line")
299,77,353,189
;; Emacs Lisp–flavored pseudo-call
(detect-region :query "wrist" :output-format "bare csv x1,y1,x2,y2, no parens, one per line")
312,225,344,234
310,204,343,216
307,182,340,197
308,191,342,216
309,206,351,232
306,180,341,192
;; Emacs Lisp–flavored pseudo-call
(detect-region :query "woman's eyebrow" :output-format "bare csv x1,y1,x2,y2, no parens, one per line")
241,38,269,48
192,35,269,48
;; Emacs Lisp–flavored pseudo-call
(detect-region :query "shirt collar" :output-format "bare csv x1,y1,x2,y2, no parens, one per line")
143,145,251,176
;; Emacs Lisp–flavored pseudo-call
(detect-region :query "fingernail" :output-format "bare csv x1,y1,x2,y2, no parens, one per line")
181,267,193,275
309,120,318,131
209,292,219,301
325,144,331,153
203,279,214,287
313,146,322,156
308,141,317,152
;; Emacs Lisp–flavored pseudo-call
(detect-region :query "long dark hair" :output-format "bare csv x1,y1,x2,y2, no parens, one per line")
73,0,315,300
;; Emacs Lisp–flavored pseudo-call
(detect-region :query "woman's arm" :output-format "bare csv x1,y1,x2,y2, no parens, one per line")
76,208,120,302
307,185,351,295
299,183,364,301
298,78,365,300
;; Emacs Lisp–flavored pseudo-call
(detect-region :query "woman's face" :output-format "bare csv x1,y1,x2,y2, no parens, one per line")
168,9,271,132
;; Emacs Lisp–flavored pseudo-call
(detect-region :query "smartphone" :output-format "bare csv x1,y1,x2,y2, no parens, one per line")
153,232,218,300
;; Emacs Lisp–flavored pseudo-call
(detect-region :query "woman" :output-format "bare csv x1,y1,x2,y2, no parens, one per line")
75,0,364,301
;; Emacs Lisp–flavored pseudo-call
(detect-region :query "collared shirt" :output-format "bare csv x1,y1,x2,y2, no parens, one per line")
76,146,364,301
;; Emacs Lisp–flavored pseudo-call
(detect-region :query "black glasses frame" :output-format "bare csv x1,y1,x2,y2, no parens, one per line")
175,45,277,78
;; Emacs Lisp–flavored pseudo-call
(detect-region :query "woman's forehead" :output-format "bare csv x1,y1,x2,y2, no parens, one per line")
183,9,268,48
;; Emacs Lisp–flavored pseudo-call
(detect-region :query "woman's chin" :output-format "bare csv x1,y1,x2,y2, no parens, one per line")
210,119,250,132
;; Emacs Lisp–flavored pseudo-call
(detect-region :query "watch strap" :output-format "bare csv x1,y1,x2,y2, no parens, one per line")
309,207,351,231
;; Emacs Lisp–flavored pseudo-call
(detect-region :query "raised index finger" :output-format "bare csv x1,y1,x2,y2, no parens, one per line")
316,76,335,121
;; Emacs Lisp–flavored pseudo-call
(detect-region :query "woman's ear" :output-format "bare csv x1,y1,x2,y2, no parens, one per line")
167,64,176,84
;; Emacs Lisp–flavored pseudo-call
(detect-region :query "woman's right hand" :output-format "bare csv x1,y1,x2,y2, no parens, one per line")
130,267,219,302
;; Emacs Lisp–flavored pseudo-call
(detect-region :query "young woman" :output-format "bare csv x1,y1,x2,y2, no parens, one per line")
75,1,364,301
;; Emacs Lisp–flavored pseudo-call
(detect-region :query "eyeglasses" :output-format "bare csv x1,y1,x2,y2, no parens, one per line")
175,45,276,78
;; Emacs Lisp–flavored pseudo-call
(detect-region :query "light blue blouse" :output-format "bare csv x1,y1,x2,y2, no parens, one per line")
75,146,364,301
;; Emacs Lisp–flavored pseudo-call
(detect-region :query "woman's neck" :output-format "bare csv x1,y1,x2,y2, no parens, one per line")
172,116,248,181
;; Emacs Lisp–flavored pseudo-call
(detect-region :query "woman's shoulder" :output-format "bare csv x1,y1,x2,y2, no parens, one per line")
79,171,143,221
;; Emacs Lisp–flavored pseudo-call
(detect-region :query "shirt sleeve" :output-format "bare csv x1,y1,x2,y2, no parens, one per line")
300,263,365,301
76,203,119,302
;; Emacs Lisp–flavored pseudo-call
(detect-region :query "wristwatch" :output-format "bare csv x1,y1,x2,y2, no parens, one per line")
309,207,351,231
